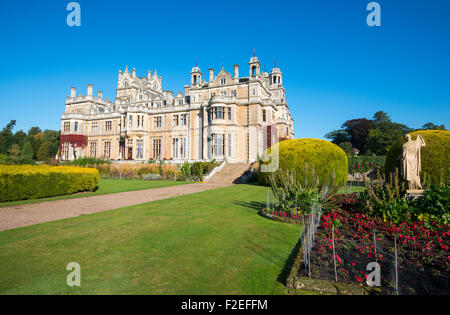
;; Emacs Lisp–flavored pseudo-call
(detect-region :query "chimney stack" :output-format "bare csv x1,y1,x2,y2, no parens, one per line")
234,64,240,80
87,84,93,96
132,67,136,78
70,87,77,98
209,69,214,83
147,70,152,80
98,91,103,99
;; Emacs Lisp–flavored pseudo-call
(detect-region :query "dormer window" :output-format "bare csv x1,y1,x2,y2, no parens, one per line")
220,78,226,85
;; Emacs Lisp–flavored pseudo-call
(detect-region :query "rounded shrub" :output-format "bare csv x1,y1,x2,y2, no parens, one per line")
258,138,348,188
385,130,450,185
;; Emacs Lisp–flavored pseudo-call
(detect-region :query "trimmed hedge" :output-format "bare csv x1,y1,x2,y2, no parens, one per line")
385,130,450,185
0,165,99,202
348,156,386,174
258,138,348,188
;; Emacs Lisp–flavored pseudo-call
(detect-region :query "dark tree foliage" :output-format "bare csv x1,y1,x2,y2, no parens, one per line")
342,118,375,153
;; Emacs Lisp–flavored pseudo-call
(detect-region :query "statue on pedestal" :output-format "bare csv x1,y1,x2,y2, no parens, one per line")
401,134,426,191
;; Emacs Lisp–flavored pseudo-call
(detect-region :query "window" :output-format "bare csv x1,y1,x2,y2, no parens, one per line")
105,121,112,131
212,107,225,120
181,114,187,126
103,141,111,159
62,143,70,160
137,115,141,127
91,122,98,132
262,110,266,122
228,108,232,120
89,142,97,157
172,138,179,158
211,92,216,99
220,78,226,85
128,115,133,127
64,122,70,132
221,91,226,96
178,99,184,106
136,139,144,159
154,116,162,128
153,139,161,159
211,133,225,157
173,115,179,126
180,138,186,158
74,122,78,132
231,90,236,97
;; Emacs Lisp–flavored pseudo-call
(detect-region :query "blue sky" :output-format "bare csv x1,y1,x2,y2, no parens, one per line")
0,0,449,139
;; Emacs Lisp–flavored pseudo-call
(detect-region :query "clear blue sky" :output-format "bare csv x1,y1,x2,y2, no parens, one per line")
0,0,449,139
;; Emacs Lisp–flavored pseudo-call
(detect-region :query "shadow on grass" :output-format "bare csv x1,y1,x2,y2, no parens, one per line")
232,200,265,213
277,232,303,286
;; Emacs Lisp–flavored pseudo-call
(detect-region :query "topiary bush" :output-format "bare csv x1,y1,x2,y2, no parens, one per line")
258,138,348,188
385,130,450,185
0,165,99,202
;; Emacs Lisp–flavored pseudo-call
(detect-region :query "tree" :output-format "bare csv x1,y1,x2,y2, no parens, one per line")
324,129,349,145
338,141,353,156
28,126,42,137
21,141,33,160
342,118,375,153
422,122,446,130
8,144,21,157
36,142,51,161
373,111,391,123
0,120,16,154
365,122,412,155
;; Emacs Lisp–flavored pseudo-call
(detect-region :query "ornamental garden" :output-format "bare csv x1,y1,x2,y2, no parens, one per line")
0,118,448,295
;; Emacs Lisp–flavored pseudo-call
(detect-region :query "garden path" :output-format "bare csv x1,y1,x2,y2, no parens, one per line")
0,182,231,232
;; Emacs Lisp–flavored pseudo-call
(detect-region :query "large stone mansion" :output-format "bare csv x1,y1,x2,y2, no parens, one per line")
60,55,294,162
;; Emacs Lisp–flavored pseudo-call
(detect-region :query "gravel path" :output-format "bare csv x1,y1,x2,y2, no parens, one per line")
0,182,231,232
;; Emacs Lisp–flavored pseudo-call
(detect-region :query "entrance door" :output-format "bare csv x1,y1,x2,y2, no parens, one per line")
127,148,133,160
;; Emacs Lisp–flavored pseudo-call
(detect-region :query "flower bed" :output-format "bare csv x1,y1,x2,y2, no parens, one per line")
294,194,449,295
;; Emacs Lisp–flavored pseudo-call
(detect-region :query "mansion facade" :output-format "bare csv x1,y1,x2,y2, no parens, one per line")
60,55,294,162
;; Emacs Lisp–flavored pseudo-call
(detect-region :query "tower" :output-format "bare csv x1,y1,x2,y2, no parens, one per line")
270,65,283,86
249,54,261,78
190,65,202,87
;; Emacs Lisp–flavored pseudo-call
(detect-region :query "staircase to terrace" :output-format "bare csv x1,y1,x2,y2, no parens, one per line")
206,163,253,184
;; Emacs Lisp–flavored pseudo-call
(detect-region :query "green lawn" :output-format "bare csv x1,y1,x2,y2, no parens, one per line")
0,179,189,208
0,184,305,294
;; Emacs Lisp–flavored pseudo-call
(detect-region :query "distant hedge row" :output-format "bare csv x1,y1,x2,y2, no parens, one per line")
0,165,99,202
348,156,386,174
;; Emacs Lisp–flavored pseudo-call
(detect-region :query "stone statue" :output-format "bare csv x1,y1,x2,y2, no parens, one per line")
401,134,426,191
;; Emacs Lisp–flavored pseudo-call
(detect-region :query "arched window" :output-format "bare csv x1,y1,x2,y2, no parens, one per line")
193,75,197,85
252,66,256,76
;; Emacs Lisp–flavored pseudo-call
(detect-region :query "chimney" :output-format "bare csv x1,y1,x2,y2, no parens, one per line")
147,70,152,80
209,69,214,83
132,67,136,78
87,84,93,96
118,69,122,80
98,91,103,99
70,87,77,98
234,64,240,80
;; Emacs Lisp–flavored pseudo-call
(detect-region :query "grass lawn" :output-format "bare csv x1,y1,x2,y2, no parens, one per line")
0,178,189,208
0,184,307,295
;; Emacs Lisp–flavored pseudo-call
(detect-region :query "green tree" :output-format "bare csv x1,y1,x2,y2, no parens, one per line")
422,122,446,130
36,142,51,161
324,129,349,145
8,144,21,156
338,141,353,156
0,120,16,154
21,141,33,160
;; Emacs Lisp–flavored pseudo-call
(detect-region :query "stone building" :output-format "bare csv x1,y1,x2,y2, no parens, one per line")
60,55,294,162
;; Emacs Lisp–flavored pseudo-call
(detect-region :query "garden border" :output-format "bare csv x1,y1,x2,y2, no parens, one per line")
258,209,301,225
285,228,381,295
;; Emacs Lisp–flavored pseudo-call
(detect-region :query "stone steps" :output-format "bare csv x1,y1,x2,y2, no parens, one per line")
207,163,252,184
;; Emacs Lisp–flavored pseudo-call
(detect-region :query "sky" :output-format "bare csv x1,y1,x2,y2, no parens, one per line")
0,0,449,139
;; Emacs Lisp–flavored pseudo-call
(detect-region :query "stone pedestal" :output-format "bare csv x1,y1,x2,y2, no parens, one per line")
406,189,424,200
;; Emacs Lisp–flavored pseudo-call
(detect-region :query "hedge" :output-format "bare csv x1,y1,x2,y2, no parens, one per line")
258,138,348,188
348,156,386,174
384,130,450,185
0,165,99,202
